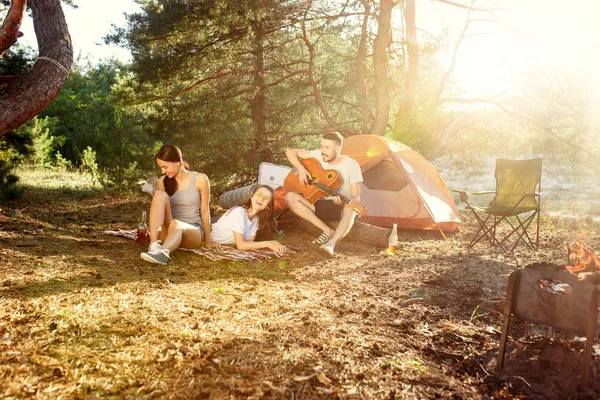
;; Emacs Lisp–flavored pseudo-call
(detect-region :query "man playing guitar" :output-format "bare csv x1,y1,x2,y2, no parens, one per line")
284,132,363,255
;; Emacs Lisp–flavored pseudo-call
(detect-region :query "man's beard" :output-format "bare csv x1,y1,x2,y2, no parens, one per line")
322,153,336,162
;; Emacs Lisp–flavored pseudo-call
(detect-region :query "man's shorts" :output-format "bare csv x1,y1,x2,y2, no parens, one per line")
314,199,344,222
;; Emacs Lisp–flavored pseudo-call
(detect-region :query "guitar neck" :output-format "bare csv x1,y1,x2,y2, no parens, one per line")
314,182,351,204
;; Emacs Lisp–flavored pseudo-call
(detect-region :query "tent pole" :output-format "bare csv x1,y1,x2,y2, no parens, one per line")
437,225,448,240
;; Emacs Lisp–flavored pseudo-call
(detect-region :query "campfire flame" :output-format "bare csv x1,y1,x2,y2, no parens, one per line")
565,243,600,281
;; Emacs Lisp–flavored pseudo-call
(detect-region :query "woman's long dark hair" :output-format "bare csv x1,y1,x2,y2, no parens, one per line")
247,185,276,241
155,144,189,196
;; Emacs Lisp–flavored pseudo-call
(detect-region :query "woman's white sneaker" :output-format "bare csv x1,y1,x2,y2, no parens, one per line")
141,241,169,265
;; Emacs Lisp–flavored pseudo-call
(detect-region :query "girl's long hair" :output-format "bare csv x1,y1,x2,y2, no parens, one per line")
247,185,276,240
155,144,189,196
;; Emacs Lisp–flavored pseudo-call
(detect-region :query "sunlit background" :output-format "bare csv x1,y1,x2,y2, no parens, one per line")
420,0,600,101
12,0,600,220
19,0,141,63
17,0,600,103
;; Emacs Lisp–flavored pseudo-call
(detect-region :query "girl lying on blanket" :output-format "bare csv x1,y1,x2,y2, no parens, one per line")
210,185,287,253
140,144,219,265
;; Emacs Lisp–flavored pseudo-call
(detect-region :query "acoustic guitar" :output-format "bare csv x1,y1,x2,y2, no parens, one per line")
284,158,368,217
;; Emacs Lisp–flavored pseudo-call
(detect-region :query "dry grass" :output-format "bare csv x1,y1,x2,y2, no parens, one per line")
1,185,599,399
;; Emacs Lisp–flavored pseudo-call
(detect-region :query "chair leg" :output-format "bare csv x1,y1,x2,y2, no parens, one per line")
468,211,496,247
480,216,509,251
520,213,539,250
497,271,519,372
503,218,521,249
520,212,538,250
579,286,600,391
493,217,510,251
480,215,500,247
506,214,537,251
470,213,509,251
496,212,538,252
468,208,541,252
468,214,486,247
535,209,540,249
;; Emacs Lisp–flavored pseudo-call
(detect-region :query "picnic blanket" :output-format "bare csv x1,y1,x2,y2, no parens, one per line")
103,228,295,262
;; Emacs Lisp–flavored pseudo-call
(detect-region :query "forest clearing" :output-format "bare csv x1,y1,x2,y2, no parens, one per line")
0,174,598,399
2,0,600,398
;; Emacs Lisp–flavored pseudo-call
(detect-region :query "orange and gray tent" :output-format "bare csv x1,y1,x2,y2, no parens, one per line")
341,135,460,232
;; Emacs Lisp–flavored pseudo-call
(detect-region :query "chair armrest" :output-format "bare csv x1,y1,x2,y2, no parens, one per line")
450,189,469,204
469,191,496,195
451,189,495,204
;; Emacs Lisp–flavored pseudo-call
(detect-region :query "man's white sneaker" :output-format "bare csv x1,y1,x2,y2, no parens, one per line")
320,243,335,256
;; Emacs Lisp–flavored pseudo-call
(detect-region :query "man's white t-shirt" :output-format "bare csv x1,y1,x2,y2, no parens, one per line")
210,207,259,245
308,150,363,199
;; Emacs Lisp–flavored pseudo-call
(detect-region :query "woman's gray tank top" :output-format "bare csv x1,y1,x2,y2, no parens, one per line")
169,171,202,225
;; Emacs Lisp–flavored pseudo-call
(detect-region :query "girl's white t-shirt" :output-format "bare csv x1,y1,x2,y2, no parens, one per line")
210,206,259,245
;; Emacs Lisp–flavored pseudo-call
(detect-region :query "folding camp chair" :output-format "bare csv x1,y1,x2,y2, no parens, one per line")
454,158,542,251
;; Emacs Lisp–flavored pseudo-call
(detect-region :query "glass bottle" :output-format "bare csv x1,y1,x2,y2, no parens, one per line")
386,223,398,256
135,211,149,243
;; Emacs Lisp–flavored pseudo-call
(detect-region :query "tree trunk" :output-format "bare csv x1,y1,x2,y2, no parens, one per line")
0,0,27,57
356,0,371,134
394,0,419,141
250,18,273,162
0,0,73,137
301,20,337,130
370,0,393,136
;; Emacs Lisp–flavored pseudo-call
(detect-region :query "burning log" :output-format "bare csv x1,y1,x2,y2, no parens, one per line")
565,243,600,282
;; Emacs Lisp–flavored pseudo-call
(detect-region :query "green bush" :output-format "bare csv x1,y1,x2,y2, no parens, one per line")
25,117,58,169
54,151,72,172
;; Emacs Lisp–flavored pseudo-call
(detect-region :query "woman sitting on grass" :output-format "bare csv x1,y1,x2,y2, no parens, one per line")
210,185,287,253
140,144,218,265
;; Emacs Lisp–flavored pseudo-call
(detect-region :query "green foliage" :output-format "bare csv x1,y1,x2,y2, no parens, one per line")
0,93,38,200
22,0,588,198
54,151,72,172
80,146,100,181
0,43,38,199
23,117,58,169
0,160,21,200
108,0,371,191
36,61,157,191
0,140,23,200
117,161,146,191
0,44,34,75
0,55,153,191
2,125,33,161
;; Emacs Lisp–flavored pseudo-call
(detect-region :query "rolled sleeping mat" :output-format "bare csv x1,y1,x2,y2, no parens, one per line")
218,184,257,209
